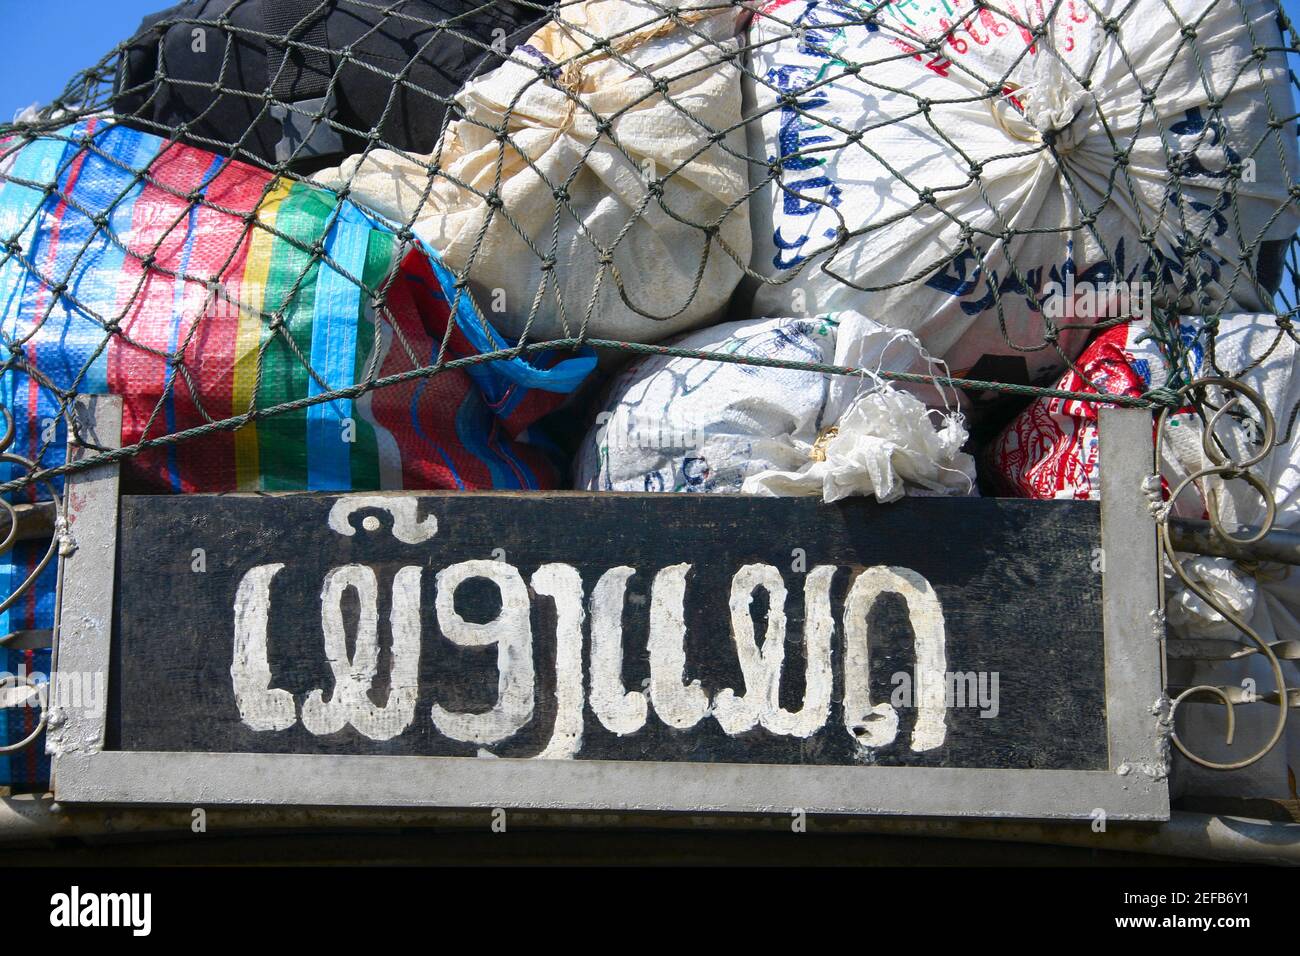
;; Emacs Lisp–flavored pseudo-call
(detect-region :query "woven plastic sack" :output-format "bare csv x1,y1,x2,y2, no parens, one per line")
575,310,974,498
988,314,1300,796
743,0,1299,396
0,119,594,496
315,0,753,346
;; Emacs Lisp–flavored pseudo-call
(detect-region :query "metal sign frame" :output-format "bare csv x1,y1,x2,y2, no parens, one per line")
45,396,1169,820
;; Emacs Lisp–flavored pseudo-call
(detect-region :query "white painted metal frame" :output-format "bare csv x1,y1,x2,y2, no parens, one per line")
48,400,1169,820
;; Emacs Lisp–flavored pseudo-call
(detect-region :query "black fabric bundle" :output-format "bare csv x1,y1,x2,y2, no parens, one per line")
114,0,547,173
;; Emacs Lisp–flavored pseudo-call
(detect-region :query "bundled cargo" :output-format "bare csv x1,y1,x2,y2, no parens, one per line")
743,0,1298,399
314,0,753,346
0,119,594,495
989,313,1300,794
575,311,976,499
114,0,545,172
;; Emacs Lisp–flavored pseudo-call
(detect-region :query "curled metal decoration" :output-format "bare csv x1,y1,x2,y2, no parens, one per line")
0,673,46,755
0,405,64,615
0,403,63,757
1156,377,1293,772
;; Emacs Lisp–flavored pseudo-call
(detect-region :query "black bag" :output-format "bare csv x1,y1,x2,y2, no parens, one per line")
114,0,547,173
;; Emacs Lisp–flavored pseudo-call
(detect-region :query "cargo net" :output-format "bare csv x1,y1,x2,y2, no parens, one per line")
1,0,1299,776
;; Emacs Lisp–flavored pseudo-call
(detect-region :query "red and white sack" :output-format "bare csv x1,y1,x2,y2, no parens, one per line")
315,0,752,347
743,0,1298,395
990,313,1300,796
575,310,976,500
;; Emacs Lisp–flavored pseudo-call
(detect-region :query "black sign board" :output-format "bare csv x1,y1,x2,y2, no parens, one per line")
48,398,1168,820
111,493,1106,770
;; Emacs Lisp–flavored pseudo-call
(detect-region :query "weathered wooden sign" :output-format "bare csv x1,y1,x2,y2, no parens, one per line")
48,399,1168,820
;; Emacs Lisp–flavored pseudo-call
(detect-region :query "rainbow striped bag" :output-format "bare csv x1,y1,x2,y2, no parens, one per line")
0,119,594,784
0,118,594,494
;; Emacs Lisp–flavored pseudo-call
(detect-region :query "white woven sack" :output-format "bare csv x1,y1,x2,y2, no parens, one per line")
316,0,752,345
744,0,1299,394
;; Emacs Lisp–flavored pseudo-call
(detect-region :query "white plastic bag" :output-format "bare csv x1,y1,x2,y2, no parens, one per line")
315,0,752,346
575,310,976,500
743,0,1298,394
741,386,976,502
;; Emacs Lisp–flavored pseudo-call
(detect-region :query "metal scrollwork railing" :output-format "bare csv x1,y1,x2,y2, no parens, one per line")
0,403,63,758
0,674,47,756
1156,377,1297,772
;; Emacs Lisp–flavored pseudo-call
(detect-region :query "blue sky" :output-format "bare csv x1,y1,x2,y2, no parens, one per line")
1,0,1299,118
0,0,163,119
